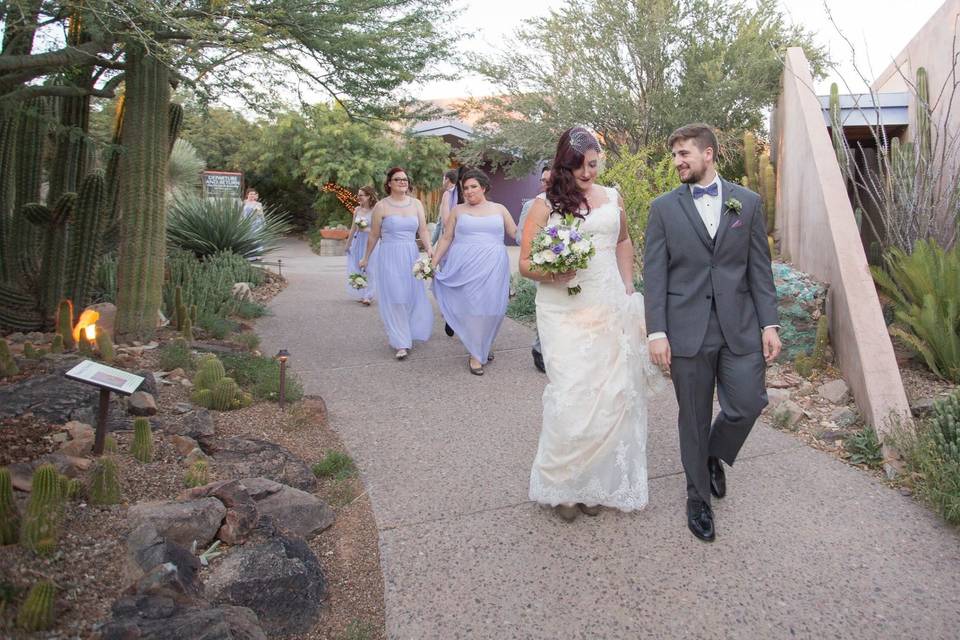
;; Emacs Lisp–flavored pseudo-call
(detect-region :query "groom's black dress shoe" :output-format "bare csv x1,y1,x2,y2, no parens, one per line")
687,499,715,542
708,456,726,499
532,349,546,373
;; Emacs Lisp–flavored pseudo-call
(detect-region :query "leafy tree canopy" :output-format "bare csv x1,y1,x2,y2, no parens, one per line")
459,0,828,176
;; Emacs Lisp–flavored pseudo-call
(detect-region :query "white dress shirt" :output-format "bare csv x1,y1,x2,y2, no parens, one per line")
647,175,777,342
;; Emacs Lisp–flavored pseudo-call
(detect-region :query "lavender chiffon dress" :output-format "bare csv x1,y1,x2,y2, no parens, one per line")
433,214,510,364
371,215,433,349
346,210,374,300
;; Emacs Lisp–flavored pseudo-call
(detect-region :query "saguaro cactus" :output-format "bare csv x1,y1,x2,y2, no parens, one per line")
65,171,107,311
114,44,172,341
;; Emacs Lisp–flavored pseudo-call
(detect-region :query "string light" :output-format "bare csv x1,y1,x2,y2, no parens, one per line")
322,183,360,214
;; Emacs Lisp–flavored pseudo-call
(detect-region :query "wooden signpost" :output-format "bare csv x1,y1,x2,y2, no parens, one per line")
65,360,145,455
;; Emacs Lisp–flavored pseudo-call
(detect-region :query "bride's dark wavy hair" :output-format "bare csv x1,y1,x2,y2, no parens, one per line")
546,127,601,218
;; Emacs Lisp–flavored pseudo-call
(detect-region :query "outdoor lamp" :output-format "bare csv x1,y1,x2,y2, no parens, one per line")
276,349,290,410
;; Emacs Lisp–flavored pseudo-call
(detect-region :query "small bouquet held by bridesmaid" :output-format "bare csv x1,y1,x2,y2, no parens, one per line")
412,257,435,281
529,214,596,295
348,272,369,290
354,216,369,230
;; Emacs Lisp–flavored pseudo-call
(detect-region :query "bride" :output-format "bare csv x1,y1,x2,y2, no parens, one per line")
520,127,660,522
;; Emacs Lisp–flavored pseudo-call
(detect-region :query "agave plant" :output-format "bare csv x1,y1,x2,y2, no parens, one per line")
167,195,293,259
168,139,205,197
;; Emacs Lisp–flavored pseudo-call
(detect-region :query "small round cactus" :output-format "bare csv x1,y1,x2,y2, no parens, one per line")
184,460,209,488
17,580,56,631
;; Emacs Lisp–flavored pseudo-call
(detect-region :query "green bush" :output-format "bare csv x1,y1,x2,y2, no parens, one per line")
199,314,237,340
844,427,883,468
599,147,679,266
163,250,264,323
507,274,537,327
896,391,960,524
235,332,261,351
159,339,194,371
312,451,356,480
236,301,267,319
167,194,293,259
872,239,960,382
220,352,303,402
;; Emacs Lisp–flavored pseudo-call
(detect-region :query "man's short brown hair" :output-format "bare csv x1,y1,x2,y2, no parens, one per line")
667,123,719,157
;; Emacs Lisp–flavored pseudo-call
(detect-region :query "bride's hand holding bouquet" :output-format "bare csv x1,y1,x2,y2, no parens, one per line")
528,214,596,295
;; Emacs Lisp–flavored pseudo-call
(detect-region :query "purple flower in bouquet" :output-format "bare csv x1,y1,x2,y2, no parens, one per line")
552,244,564,254
570,230,582,242
548,227,559,238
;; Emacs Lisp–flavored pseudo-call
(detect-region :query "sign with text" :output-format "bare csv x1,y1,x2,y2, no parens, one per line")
65,360,145,396
201,170,244,199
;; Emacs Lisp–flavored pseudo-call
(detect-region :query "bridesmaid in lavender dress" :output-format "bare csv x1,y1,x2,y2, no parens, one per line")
359,167,434,360
345,186,377,305
432,168,517,375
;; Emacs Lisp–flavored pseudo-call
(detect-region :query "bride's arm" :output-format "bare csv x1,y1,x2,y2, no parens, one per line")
615,194,635,294
519,199,573,284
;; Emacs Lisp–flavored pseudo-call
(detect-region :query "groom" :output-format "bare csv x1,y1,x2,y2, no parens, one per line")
643,123,781,542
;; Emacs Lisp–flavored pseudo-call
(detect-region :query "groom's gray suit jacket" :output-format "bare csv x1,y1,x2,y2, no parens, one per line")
643,179,778,358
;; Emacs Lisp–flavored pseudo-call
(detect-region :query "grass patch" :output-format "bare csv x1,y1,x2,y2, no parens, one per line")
313,451,356,480
220,352,304,403
338,620,377,640
158,339,194,371
507,274,537,327
199,314,237,340
235,332,261,351
844,426,883,468
892,390,960,524
236,300,267,319
325,477,359,508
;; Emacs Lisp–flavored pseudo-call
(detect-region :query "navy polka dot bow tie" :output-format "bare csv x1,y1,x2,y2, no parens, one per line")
692,183,719,199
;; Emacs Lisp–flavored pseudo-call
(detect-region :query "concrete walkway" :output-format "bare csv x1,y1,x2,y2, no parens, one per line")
257,238,960,639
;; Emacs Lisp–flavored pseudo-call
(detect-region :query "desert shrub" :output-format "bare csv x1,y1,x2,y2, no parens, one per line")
235,332,261,351
168,139,205,197
220,352,303,403
167,194,293,259
163,250,264,322
199,314,237,340
872,239,960,382
159,339,194,371
312,451,356,480
236,301,267,319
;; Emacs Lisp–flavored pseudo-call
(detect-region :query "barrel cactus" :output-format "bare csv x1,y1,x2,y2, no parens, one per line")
16,580,56,631
50,333,64,354
193,355,226,390
96,331,115,363
0,467,20,544
23,342,39,359
88,457,120,505
184,460,209,488
0,337,18,377
21,464,62,555
131,417,153,463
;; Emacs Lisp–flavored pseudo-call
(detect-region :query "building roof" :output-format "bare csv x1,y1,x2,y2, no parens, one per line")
409,119,473,140
818,92,911,128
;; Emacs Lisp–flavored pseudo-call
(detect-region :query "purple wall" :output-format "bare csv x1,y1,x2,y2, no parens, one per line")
482,162,542,244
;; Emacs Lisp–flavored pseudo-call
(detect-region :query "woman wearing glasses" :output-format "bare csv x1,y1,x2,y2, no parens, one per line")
359,167,435,359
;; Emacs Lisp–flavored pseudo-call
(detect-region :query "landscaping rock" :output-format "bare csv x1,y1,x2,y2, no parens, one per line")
171,435,200,457
207,437,316,491
818,379,850,405
7,452,92,492
64,420,95,441
179,480,259,545
59,434,93,457
84,303,117,338
136,370,159,397
52,431,69,443
204,520,326,636
107,414,161,432
185,448,210,468
165,408,216,449
125,523,201,588
771,262,828,361
830,407,859,429
910,396,940,418
241,477,334,538
167,368,187,381
128,391,158,416
772,400,805,429
102,602,267,640
128,498,226,549
174,402,193,414
0,362,96,422
766,388,792,410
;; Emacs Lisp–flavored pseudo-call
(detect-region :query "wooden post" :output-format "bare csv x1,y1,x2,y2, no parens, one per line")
93,387,111,455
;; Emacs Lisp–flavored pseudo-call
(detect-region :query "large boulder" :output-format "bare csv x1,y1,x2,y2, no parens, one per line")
125,523,202,586
179,480,259,546
772,262,828,361
164,408,217,450
204,519,326,636
128,498,226,549
0,363,98,422
102,602,266,640
207,437,316,491
241,477,334,538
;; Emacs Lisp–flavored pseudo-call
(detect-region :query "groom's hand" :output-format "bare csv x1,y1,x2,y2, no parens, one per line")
762,327,782,364
649,337,671,371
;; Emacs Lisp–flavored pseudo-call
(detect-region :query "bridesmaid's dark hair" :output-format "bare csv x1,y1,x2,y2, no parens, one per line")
384,167,408,195
460,168,491,193
547,127,601,218
444,169,459,183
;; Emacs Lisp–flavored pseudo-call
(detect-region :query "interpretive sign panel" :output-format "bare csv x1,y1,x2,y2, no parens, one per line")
65,360,144,396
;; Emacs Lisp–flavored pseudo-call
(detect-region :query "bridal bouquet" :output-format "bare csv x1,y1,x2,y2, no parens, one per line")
529,214,595,295
412,257,435,281
354,216,369,230
348,272,368,289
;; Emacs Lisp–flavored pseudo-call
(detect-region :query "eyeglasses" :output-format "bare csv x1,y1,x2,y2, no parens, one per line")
391,177,409,183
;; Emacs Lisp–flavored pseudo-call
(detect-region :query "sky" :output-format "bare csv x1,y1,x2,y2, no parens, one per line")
411,0,949,100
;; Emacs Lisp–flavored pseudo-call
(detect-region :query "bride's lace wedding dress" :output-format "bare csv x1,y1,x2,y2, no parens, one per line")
529,186,664,511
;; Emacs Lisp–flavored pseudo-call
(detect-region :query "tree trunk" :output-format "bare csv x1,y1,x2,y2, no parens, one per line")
115,45,170,341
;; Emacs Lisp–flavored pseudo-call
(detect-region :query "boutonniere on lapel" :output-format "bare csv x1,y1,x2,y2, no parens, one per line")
725,198,742,214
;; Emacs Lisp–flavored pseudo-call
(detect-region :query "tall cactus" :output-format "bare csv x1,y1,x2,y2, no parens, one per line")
30,194,77,323
65,171,107,311
10,98,50,281
114,44,172,341
21,464,62,555
0,337,18,377
829,83,847,171
0,467,19,544
131,417,153,463
916,67,932,168
743,131,758,188
56,299,74,351
88,457,120,505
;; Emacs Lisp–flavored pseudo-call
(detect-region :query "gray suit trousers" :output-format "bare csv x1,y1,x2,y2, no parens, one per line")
670,307,768,505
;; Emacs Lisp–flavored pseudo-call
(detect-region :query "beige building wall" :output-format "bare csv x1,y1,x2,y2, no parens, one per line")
772,48,912,437
872,0,960,142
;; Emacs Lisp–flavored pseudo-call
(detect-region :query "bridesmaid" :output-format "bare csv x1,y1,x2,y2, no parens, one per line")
345,186,377,305
359,167,434,360
432,168,517,375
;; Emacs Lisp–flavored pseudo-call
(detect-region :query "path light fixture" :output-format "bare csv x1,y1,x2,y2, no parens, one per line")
276,349,290,410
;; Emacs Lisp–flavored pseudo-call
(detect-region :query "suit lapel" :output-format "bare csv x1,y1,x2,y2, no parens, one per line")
675,187,714,251
712,179,737,255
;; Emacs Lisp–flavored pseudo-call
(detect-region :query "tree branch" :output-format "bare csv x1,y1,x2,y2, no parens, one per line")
0,39,113,73
0,83,118,105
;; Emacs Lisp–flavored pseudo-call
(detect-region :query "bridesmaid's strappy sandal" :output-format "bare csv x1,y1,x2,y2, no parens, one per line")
578,504,601,516
395,349,408,360
361,299,371,306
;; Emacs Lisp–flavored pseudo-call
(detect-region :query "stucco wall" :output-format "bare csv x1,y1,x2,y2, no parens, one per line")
773,48,912,435
872,0,960,143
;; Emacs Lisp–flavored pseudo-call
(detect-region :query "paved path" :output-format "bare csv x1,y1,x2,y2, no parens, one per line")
257,238,960,639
